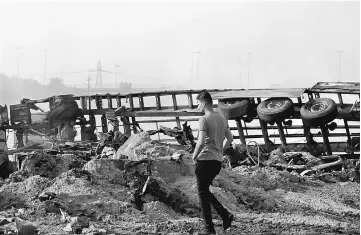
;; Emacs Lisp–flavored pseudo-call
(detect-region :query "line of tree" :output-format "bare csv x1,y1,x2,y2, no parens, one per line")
0,74,72,105
0,73,134,105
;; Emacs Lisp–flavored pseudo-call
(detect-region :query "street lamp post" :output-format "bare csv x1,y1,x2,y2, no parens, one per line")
115,64,120,88
44,50,47,86
17,47,20,77
336,50,343,82
248,52,251,89
192,51,201,89
237,60,242,87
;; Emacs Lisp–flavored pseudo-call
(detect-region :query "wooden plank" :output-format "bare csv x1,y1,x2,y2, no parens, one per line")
172,93,181,128
128,94,137,133
73,89,219,100
259,119,270,147
235,119,246,145
231,132,359,139
114,88,220,97
344,120,352,145
80,97,87,110
338,93,344,108
107,94,113,109
116,95,121,107
309,82,360,94
187,93,194,109
307,92,314,100
276,121,287,147
219,140,359,154
156,94,161,110
210,88,305,99
230,124,360,131
101,114,108,133
88,96,92,110
128,94,134,112
89,112,96,132
95,95,102,109
320,124,332,155
139,94,144,111
81,104,359,120
137,118,199,124
122,117,132,136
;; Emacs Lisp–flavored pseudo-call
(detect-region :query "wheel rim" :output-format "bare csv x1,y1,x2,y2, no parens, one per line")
309,101,328,113
265,100,285,109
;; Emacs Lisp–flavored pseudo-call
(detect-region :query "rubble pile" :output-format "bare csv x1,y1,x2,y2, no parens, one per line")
0,132,359,234
114,132,177,161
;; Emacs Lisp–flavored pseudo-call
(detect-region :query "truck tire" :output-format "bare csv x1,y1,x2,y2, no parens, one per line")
218,98,250,120
257,98,293,123
300,98,337,127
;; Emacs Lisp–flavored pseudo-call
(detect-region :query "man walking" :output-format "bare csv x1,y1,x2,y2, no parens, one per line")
193,91,234,234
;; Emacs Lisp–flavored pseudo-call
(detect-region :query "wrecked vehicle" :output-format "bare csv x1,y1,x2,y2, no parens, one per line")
0,81,359,234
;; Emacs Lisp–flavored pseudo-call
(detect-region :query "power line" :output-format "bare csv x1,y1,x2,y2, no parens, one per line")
24,69,164,80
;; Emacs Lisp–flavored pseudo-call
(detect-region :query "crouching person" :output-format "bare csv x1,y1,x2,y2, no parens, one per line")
192,92,234,235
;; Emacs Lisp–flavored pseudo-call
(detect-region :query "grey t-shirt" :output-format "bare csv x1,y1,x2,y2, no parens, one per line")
197,112,228,162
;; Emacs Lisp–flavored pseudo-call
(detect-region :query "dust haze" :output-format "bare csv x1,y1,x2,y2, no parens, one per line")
0,1,359,94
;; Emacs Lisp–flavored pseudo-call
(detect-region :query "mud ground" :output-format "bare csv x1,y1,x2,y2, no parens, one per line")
0,134,359,235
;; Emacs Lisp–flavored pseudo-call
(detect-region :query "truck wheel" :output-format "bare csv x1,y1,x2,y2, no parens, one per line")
218,98,250,120
300,98,337,127
257,98,293,123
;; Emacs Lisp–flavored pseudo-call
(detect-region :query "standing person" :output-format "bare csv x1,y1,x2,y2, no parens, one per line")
193,91,234,234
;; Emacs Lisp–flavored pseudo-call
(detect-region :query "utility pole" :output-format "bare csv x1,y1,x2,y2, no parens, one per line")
193,51,201,88
96,60,102,88
237,60,242,87
190,55,194,88
44,50,47,86
336,50,343,82
248,52,251,89
115,64,119,88
87,75,91,96
16,47,20,78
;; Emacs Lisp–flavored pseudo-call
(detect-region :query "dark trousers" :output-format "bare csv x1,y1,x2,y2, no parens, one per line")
195,160,229,232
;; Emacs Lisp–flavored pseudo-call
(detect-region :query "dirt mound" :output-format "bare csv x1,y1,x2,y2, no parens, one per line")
143,201,181,222
115,132,176,160
0,175,50,209
9,152,88,182
0,137,359,234
83,159,126,184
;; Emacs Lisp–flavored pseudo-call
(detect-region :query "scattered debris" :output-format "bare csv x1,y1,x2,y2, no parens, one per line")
15,217,37,235
0,127,358,234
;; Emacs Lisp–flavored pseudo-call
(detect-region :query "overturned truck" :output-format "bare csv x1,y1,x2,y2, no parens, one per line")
0,81,359,155
0,81,359,234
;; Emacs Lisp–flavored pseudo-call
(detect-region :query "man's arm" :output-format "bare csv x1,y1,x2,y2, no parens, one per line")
192,131,206,162
223,127,233,154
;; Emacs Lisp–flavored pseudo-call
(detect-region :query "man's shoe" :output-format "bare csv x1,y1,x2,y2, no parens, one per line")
223,213,234,230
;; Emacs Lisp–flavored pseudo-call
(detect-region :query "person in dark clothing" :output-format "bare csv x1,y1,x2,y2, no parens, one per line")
192,92,234,235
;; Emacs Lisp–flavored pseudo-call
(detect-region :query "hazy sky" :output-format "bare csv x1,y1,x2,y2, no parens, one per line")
0,0,359,89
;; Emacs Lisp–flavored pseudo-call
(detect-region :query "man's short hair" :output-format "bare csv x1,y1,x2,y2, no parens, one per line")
196,91,213,105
